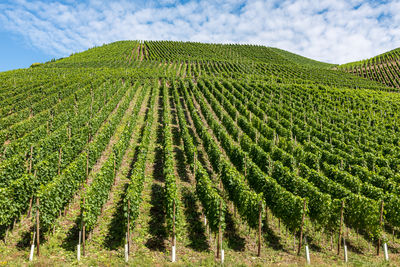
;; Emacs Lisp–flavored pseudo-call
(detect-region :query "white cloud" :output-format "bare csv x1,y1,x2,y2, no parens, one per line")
0,0,400,64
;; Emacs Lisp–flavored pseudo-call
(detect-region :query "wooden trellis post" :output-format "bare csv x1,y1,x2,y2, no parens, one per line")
337,200,345,255
172,199,176,262
258,201,262,257
377,200,384,256
297,199,307,256
82,193,86,256
217,200,222,260
127,200,131,255
86,149,89,183
36,198,40,257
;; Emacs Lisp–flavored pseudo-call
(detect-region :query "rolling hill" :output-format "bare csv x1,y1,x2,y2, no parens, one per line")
339,48,400,88
0,41,399,266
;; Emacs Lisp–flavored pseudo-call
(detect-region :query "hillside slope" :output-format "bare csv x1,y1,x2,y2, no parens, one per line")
41,41,389,90
338,47,400,88
0,41,400,266
269,47,336,69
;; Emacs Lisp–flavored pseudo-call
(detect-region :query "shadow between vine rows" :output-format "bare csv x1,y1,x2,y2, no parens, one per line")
224,211,245,251
182,187,209,252
60,216,81,252
262,221,284,251
145,183,167,251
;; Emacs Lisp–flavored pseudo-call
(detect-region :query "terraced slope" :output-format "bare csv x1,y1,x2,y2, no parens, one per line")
0,41,399,266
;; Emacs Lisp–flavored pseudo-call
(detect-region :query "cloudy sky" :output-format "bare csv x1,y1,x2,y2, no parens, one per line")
0,0,399,71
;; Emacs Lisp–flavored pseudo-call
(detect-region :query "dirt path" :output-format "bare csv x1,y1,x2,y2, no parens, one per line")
2,83,139,252
122,84,169,265
139,43,146,62
167,84,214,260
180,85,250,252
19,85,143,262
138,43,141,61
182,81,310,264
83,85,152,258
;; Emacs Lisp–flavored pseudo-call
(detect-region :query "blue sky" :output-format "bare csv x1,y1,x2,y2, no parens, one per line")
0,30,53,71
1,0,399,72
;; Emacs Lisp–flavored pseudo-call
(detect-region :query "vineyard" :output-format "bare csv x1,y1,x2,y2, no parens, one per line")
1,41,400,266
339,48,400,89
